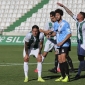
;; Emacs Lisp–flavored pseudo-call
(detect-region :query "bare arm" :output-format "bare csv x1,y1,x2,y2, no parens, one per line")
39,29,52,35
57,2,74,17
38,41,43,54
25,42,29,56
51,32,56,36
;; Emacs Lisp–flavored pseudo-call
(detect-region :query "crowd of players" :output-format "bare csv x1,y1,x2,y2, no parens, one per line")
23,3,85,82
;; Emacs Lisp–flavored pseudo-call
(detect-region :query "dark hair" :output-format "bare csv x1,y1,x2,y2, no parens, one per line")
55,9,63,16
32,25,39,30
50,11,55,16
80,12,85,18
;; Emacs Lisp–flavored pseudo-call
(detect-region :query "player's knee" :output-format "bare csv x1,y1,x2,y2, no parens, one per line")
43,52,48,57
78,55,84,61
24,57,29,62
37,55,42,62
58,58,62,63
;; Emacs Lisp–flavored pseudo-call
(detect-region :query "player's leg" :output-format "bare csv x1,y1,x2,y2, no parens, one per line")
49,51,58,73
55,54,65,81
43,40,54,61
75,55,84,79
23,48,30,82
35,40,54,72
49,42,60,73
34,40,50,73
34,49,45,82
55,47,69,82
66,55,74,72
61,54,69,82
75,42,85,79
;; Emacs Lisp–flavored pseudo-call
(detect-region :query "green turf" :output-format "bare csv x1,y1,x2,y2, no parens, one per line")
0,45,85,85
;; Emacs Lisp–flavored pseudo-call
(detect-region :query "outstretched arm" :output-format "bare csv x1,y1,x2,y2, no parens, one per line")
39,29,52,35
57,2,74,17
38,41,43,54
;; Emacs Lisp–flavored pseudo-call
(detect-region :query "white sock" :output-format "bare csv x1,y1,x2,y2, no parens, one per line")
42,55,45,62
24,62,28,78
57,63,60,69
37,62,42,78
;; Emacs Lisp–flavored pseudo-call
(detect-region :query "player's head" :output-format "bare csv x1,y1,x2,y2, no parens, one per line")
50,11,56,22
55,9,63,22
32,25,39,37
77,12,85,21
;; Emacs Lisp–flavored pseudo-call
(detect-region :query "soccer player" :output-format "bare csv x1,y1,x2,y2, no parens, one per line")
23,25,45,82
57,2,85,79
50,9,71,82
39,11,74,73
39,11,60,73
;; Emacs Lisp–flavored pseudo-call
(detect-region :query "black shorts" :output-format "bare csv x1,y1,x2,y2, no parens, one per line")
68,44,71,51
68,39,71,51
57,47,69,55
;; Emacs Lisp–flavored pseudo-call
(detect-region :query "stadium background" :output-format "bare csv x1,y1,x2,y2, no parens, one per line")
0,0,84,45
0,0,85,85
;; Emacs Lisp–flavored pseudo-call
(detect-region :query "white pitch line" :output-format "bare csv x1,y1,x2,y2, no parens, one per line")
0,61,79,66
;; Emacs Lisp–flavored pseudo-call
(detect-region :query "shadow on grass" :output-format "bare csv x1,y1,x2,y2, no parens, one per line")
70,75,85,82
42,75,61,80
28,75,61,82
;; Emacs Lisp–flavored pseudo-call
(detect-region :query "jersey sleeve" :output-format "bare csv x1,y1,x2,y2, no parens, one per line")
72,15,78,22
39,33,44,41
82,23,85,30
44,22,49,31
24,33,31,42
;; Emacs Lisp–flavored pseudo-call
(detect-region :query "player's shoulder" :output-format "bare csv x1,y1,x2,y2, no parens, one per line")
54,21,58,26
25,32,32,38
46,21,53,25
82,21,85,26
63,20,69,24
62,20,70,26
40,32,44,36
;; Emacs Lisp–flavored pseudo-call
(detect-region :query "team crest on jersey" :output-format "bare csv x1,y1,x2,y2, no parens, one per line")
62,49,64,52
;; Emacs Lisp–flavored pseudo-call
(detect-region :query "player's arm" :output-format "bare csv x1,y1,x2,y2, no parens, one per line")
38,33,44,54
38,41,43,54
46,31,56,39
24,33,31,59
57,2,74,17
25,41,29,56
57,33,71,47
39,29,52,35
50,31,56,36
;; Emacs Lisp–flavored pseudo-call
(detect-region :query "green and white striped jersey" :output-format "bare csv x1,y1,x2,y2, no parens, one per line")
24,32,44,49
44,21,56,40
72,15,85,44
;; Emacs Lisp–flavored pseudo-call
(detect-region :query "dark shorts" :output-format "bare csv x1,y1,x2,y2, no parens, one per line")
57,47,69,55
68,39,71,51
77,42,85,56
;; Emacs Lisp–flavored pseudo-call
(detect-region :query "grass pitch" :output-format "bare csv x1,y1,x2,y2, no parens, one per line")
0,45,85,85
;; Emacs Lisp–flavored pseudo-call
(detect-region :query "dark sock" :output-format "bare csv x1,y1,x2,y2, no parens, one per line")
63,61,69,76
66,56,74,70
60,63,65,78
55,54,58,69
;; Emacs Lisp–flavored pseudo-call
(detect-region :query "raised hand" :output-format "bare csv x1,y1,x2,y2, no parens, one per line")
57,2,64,7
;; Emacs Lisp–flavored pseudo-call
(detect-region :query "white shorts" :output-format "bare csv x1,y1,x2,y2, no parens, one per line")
44,39,55,52
23,48,39,58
